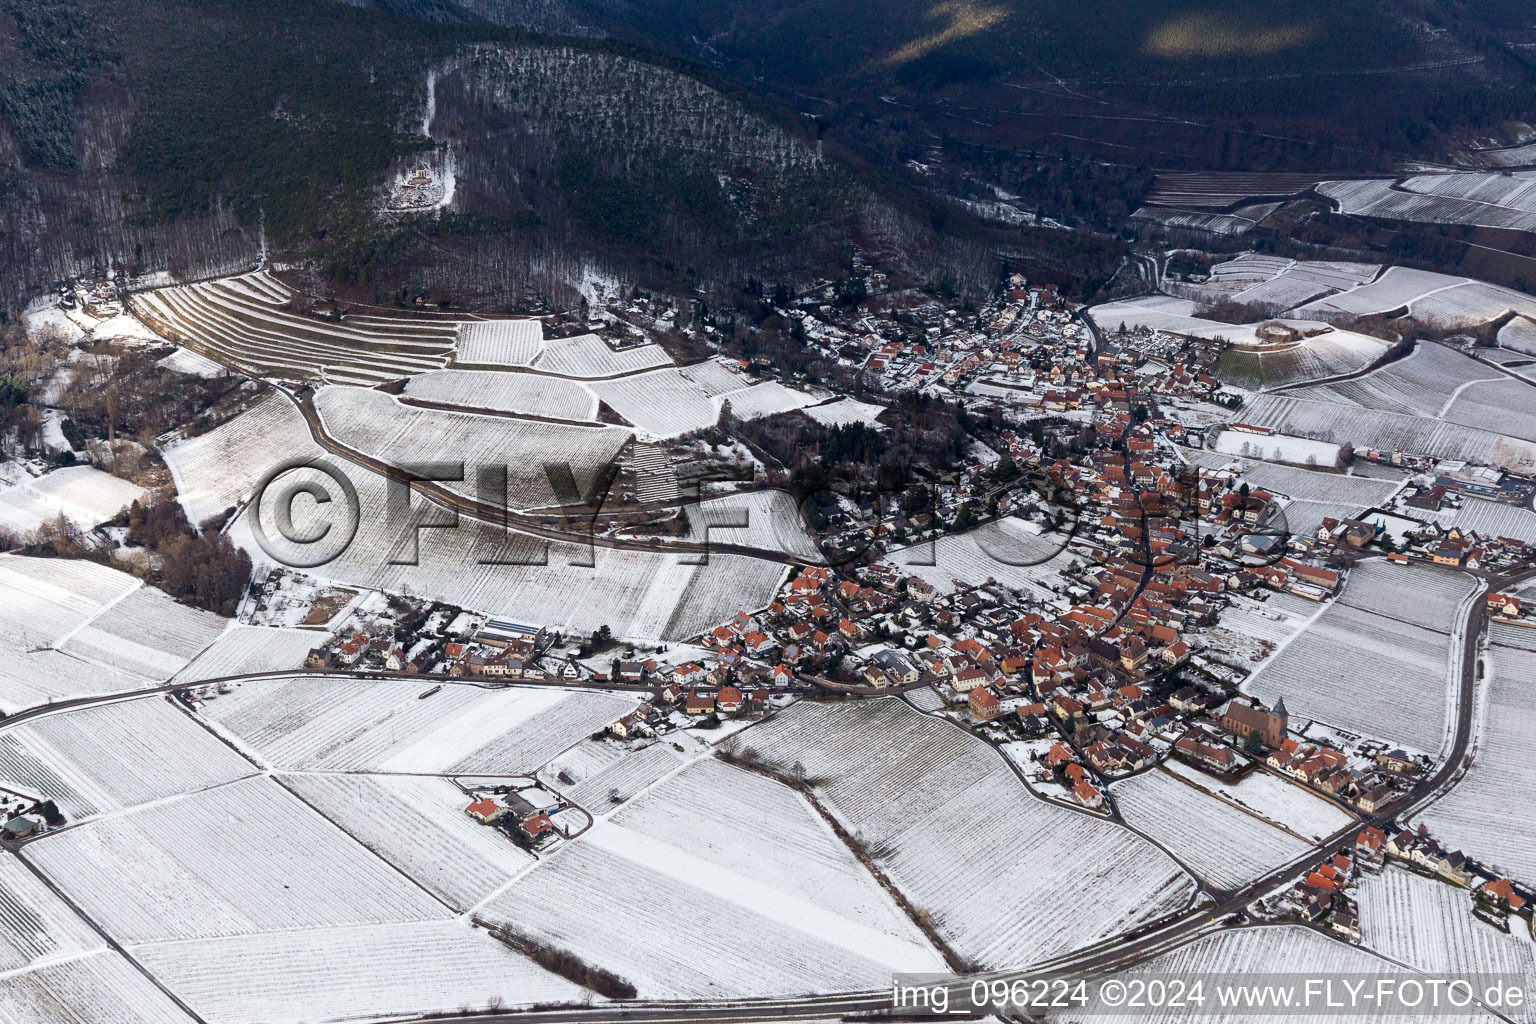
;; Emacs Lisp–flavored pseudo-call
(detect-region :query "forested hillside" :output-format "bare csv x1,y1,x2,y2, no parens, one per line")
8,0,1532,317
568,0,1536,171
0,0,1081,316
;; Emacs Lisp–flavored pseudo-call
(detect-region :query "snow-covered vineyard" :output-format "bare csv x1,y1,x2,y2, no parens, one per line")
0,463,145,536
200,676,638,774
0,555,233,713
1420,623,1536,885
134,270,826,445
1231,393,1536,473
133,273,460,385
314,385,632,511
1112,768,1313,890
1246,561,1478,754
164,391,794,641
481,757,945,998
743,700,1199,969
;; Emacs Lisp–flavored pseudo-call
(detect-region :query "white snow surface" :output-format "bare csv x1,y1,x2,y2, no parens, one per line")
741,699,1198,968
0,465,145,535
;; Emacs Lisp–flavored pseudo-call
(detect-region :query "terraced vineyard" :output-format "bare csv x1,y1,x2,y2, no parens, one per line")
133,272,458,385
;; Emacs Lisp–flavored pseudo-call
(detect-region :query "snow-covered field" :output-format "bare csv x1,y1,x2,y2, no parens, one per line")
1319,172,1536,235
172,623,326,681
559,740,687,810
679,489,822,562
1286,343,1498,418
162,390,318,526
57,585,226,680
0,554,227,696
279,773,533,911
168,394,789,642
133,273,458,385
1113,769,1311,890
1295,266,1465,319
0,850,104,972
741,700,1197,968
200,677,636,774
0,950,196,1024
314,386,631,511
580,361,818,438
22,776,452,944
718,380,819,420
455,319,543,366
1230,393,1536,472
6,700,585,1023
1245,561,1478,753
1162,759,1355,842
1212,430,1342,467
1213,259,1379,308
532,334,672,377
1214,329,1392,391
0,556,195,712
157,346,227,378
1359,867,1536,992
402,368,599,420
1411,281,1536,328
1501,316,1536,356
803,397,887,428
1078,925,1415,1022
1092,297,1252,342
1441,377,1536,446
1421,624,1536,885
886,518,1078,601
588,367,728,437
481,756,945,998
0,464,145,535
133,919,583,1024
0,696,254,820
221,460,789,640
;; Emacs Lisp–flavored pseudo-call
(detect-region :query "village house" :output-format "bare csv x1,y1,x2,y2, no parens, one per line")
969,686,1001,722
465,797,505,824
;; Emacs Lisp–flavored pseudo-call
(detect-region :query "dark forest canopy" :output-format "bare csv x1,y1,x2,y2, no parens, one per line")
3,0,1536,313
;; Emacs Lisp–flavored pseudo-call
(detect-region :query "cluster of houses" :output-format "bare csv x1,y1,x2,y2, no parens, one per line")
1196,696,1423,816
1393,521,1531,574
1383,827,1532,935
780,269,1230,416
1291,844,1362,938
306,619,570,682
463,784,580,846
1282,822,1531,940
